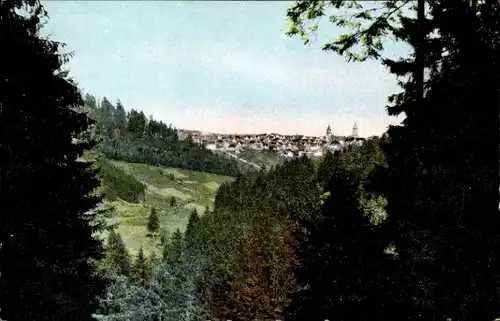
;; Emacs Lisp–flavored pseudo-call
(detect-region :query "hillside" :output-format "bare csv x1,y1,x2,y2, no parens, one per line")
83,94,255,177
234,148,286,169
93,156,234,256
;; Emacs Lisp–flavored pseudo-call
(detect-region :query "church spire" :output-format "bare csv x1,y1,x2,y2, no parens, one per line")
326,124,332,136
352,122,359,138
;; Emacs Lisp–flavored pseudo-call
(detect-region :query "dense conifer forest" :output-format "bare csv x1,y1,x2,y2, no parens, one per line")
1,0,499,321
83,94,250,177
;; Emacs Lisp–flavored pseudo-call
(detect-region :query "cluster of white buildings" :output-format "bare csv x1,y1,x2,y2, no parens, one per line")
178,123,365,159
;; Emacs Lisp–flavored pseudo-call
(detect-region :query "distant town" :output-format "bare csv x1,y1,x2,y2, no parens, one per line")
177,123,365,158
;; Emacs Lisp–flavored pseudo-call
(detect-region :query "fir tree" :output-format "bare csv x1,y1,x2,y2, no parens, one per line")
159,229,169,246
316,149,338,190
170,196,177,207
147,207,160,235
114,98,127,134
185,209,201,251
285,166,392,321
133,246,148,284
162,238,172,262
106,230,132,277
148,251,161,274
285,0,500,319
0,1,108,319
163,229,183,264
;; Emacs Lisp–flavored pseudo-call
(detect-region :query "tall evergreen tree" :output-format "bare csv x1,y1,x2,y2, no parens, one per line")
148,251,161,273
163,229,183,265
106,230,132,277
285,166,392,321
114,98,127,134
126,109,147,138
379,2,500,318
99,97,115,121
185,209,201,251
133,246,148,284
0,1,108,319
316,149,338,190
286,0,500,319
147,207,160,235
84,93,98,109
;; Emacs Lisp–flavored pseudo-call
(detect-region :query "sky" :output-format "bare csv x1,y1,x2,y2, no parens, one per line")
41,1,409,137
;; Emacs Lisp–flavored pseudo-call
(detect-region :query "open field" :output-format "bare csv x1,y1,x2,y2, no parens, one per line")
236,149,285,169
100,160,234,256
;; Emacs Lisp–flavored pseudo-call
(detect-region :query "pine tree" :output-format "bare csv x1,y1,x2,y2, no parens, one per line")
170,196,177,207
286,1,500,319
126,109,147,138
98,97,116,138
159,229,169,246
84,93,98,109
316,149,338,190
147,207,160,235
148,251,161,274
163,229,183,264
0,1,108,319
106,230,132,277
99,97,115,120
115,98,127,134
133,246,148,284
285,166,392,321
185,209,200,251
162,238,172,262
380,2,500,319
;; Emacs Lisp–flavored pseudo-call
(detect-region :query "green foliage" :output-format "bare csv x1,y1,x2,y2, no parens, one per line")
316,149,338,189
146,207,160,234
147,251,161,272
187,155,325,319
102,160,233,256
285,0,410,63
94,252,210,321
97,157,145,203
236,149,285,169
286,0,500,320
115,99,127,134
185,209,201,251
319,191,330,206
106,230,132,277
133,246,149,284
159,229,169,246
170,196,177,207
286,166,393,321
84,97,247,177
163,229,184,265
1,1,109,319
97,132,388,320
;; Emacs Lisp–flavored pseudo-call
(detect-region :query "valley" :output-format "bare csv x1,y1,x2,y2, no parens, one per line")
96,159,234,256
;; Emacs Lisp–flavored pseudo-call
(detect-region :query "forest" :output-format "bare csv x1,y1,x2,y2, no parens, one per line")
1,0,499,321
83,94,251,177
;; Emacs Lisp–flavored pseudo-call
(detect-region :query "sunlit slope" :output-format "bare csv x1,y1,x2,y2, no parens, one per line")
99,159,234,256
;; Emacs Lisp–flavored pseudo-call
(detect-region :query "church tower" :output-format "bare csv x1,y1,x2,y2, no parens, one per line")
352,122,359,138
326,124,333,143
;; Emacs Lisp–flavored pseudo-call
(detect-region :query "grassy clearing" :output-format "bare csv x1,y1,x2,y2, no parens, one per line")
236,149,285,169
102,160,234,256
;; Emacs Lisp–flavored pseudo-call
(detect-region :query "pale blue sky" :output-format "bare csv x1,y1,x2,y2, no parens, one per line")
41,1,408,137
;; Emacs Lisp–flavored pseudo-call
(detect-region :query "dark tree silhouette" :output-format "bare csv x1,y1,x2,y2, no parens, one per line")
147,207,160,235
106,230,132,277
286,166,392,321
0,0,108,319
